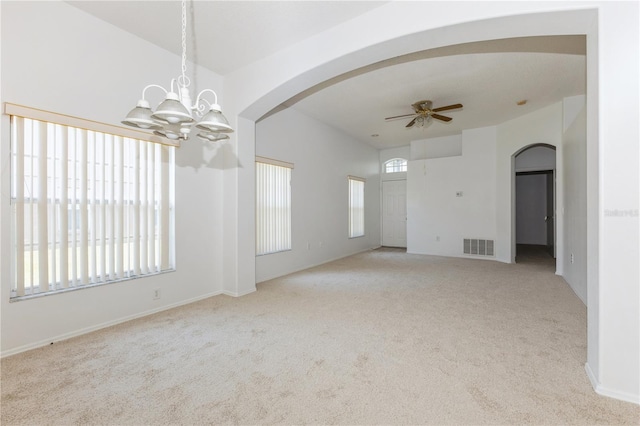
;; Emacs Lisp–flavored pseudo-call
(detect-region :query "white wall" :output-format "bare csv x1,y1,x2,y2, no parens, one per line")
589,3,639,402
0,1,225,355
411,134,462,160
255,108,380,283
562,96,587,304
407,126,496,257
380,146,410,166
496,102,564,266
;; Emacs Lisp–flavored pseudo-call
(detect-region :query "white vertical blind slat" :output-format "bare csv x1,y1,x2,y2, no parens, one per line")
148,144,156,273
116,136,124,279
59,125,69,288
70,128,78,286
14,117,25,296
80,129,89,285
29,120,36,293
140,143,148,275
89,132,98,283
37,120,49,292
108,134,116,281
50,124,57,290
99,133,107,283
160,146,170,270
133,140,141,276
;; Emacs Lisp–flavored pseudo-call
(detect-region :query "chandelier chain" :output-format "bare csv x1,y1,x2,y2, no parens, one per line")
122,0,233,140
181,0,187,81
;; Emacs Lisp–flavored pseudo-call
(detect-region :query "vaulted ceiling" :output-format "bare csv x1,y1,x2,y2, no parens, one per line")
68,1,586,149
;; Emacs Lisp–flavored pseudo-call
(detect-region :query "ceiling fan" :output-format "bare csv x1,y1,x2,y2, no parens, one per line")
385,100,463,128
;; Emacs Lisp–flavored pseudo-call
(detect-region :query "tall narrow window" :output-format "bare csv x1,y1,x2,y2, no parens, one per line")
256,156,293,255
8,104,175,299
348,176,365,238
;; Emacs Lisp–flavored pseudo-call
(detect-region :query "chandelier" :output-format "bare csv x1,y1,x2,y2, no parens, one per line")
122,0,232,142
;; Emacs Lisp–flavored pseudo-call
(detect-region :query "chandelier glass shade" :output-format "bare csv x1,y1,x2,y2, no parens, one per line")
122,0,233,141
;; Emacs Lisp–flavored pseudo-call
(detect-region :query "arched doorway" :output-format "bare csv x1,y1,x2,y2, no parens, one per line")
513,144,557,266
226,4,640,403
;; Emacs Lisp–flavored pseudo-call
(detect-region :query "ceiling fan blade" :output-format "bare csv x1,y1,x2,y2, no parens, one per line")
431,113,452,122
385,113,417,121
412,100,432,112
406,117,418,128
432,103,463,113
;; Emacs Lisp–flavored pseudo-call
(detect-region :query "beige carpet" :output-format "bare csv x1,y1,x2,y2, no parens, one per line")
2,248,639,425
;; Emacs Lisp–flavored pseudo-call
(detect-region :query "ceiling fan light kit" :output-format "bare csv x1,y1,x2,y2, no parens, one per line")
122,0,233,141
385,99,463,129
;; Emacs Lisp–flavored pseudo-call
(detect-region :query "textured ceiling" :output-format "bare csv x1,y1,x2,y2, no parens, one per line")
67,1,586,150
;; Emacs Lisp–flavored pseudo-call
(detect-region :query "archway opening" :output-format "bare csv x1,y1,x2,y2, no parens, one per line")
513,144,557,267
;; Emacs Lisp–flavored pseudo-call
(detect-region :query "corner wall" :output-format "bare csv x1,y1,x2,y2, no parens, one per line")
562,96,587,304
255,108,380,283
496,102,564,266
0,1,224,355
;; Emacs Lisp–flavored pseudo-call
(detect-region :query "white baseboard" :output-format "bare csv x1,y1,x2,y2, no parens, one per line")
585,362,640,405
222,288,257,297
256,246,380,284
1,291,222,359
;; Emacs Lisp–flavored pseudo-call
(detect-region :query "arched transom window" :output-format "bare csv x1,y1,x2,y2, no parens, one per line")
384,158,407,173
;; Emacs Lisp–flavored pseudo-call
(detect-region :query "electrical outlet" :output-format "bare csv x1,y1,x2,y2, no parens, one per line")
153,288,161,300
570,253,574,264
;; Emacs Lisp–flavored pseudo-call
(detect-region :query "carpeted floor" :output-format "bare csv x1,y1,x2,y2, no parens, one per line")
2,248,639,425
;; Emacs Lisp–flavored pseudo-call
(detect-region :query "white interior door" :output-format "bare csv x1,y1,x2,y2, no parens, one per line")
382,180,407,247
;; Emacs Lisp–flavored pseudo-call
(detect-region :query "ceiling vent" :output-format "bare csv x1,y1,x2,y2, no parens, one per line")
463,239,494,256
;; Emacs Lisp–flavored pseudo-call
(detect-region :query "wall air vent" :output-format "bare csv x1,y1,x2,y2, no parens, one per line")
463,239,495,256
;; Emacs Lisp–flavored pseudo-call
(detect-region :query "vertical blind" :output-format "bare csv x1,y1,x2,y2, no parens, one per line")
9,115,175,298
256,158,292,255
348,176,365,238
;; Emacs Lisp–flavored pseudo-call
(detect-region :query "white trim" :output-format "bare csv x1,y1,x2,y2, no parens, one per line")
585,363,640,405
4,102,179,147
347,175,366,182
222,288,257,298
0,291,221,358
255,155,294,169
256,246,380,284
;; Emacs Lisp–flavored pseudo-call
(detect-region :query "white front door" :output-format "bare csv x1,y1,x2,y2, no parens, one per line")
382,180,407,247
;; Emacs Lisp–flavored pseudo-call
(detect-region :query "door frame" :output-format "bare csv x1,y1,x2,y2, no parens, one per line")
381,178,407,248
511,143,558,269
514,169,556,258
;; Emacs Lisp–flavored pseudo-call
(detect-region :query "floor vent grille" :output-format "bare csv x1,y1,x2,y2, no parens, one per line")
463,239,494,256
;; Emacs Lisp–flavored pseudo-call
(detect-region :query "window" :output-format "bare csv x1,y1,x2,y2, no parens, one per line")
348,176,365,238
7,104,175,299
384,158,407,173
256,156,293,255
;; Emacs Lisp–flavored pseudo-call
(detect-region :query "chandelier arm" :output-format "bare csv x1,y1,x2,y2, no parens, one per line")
141,84,169,100
194,89,219,112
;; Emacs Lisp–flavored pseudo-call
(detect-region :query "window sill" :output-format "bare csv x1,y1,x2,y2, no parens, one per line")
9,269,176,302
